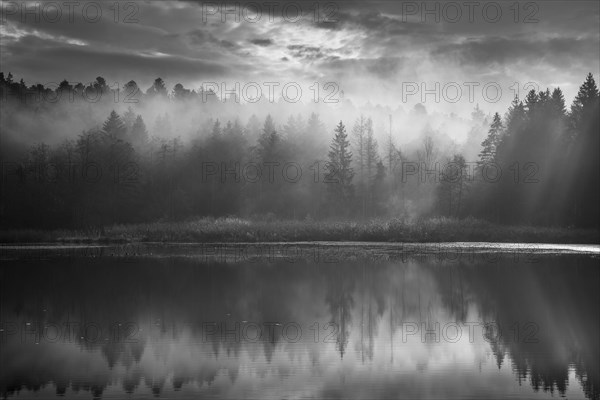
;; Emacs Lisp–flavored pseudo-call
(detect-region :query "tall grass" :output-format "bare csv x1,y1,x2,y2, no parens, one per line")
1,217,598,244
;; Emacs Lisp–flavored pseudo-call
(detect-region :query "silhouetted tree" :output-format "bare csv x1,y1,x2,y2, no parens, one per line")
326,121,354,212
130,115,149,148
102,110,127,140
146,77,168,98
567,73,600,227
478,112,503,165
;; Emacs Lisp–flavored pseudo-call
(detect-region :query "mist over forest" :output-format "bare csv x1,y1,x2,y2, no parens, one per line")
0,71,598,229
1,2,600,399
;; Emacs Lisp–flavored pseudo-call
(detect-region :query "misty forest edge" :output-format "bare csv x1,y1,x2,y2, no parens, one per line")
0,72,598,242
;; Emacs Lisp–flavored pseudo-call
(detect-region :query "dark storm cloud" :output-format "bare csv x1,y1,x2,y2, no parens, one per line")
220,40,237,49
1,33,229,86
1,7,178,53
287,45,328,61
1,0,598,111
310,1,600,59
0,1,256,88
186,29,238,49
433,36,600,69
250,38,274,47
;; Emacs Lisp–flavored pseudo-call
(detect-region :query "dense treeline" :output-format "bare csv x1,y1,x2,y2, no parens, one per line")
465,74,599,227
0,72,598,228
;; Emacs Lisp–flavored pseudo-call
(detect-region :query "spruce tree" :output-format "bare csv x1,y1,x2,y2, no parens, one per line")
568,73,600,227
478,112,504,165
102,110,126,140
130,115,148,147
326,121,354,208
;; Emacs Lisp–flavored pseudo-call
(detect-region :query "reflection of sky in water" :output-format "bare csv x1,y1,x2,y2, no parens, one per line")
1,253,598,399
3,323,587,399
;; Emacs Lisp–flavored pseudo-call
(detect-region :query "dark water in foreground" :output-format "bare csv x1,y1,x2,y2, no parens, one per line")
0,243,598,399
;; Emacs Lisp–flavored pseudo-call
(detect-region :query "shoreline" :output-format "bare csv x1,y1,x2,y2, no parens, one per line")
1,218,598,245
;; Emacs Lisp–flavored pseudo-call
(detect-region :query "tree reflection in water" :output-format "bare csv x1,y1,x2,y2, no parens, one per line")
0,250,597,399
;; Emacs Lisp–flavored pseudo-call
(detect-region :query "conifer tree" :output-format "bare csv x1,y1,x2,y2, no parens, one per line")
102,110,126,140
478,112,503,165
326,121,354,207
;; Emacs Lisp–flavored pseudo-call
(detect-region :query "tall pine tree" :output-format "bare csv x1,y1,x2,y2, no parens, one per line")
326,121,354,211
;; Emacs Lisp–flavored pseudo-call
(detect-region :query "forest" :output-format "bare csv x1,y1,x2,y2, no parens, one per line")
0,72,598,230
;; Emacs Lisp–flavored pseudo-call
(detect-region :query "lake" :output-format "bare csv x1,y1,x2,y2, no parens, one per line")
1,243,598,399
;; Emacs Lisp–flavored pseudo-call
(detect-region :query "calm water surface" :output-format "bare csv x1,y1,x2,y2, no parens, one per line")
0,243,598,399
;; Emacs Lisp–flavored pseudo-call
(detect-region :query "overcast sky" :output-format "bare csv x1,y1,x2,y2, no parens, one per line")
1,0,599,116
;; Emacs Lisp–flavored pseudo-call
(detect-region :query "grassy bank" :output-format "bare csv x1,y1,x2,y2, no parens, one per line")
1,217,598,244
